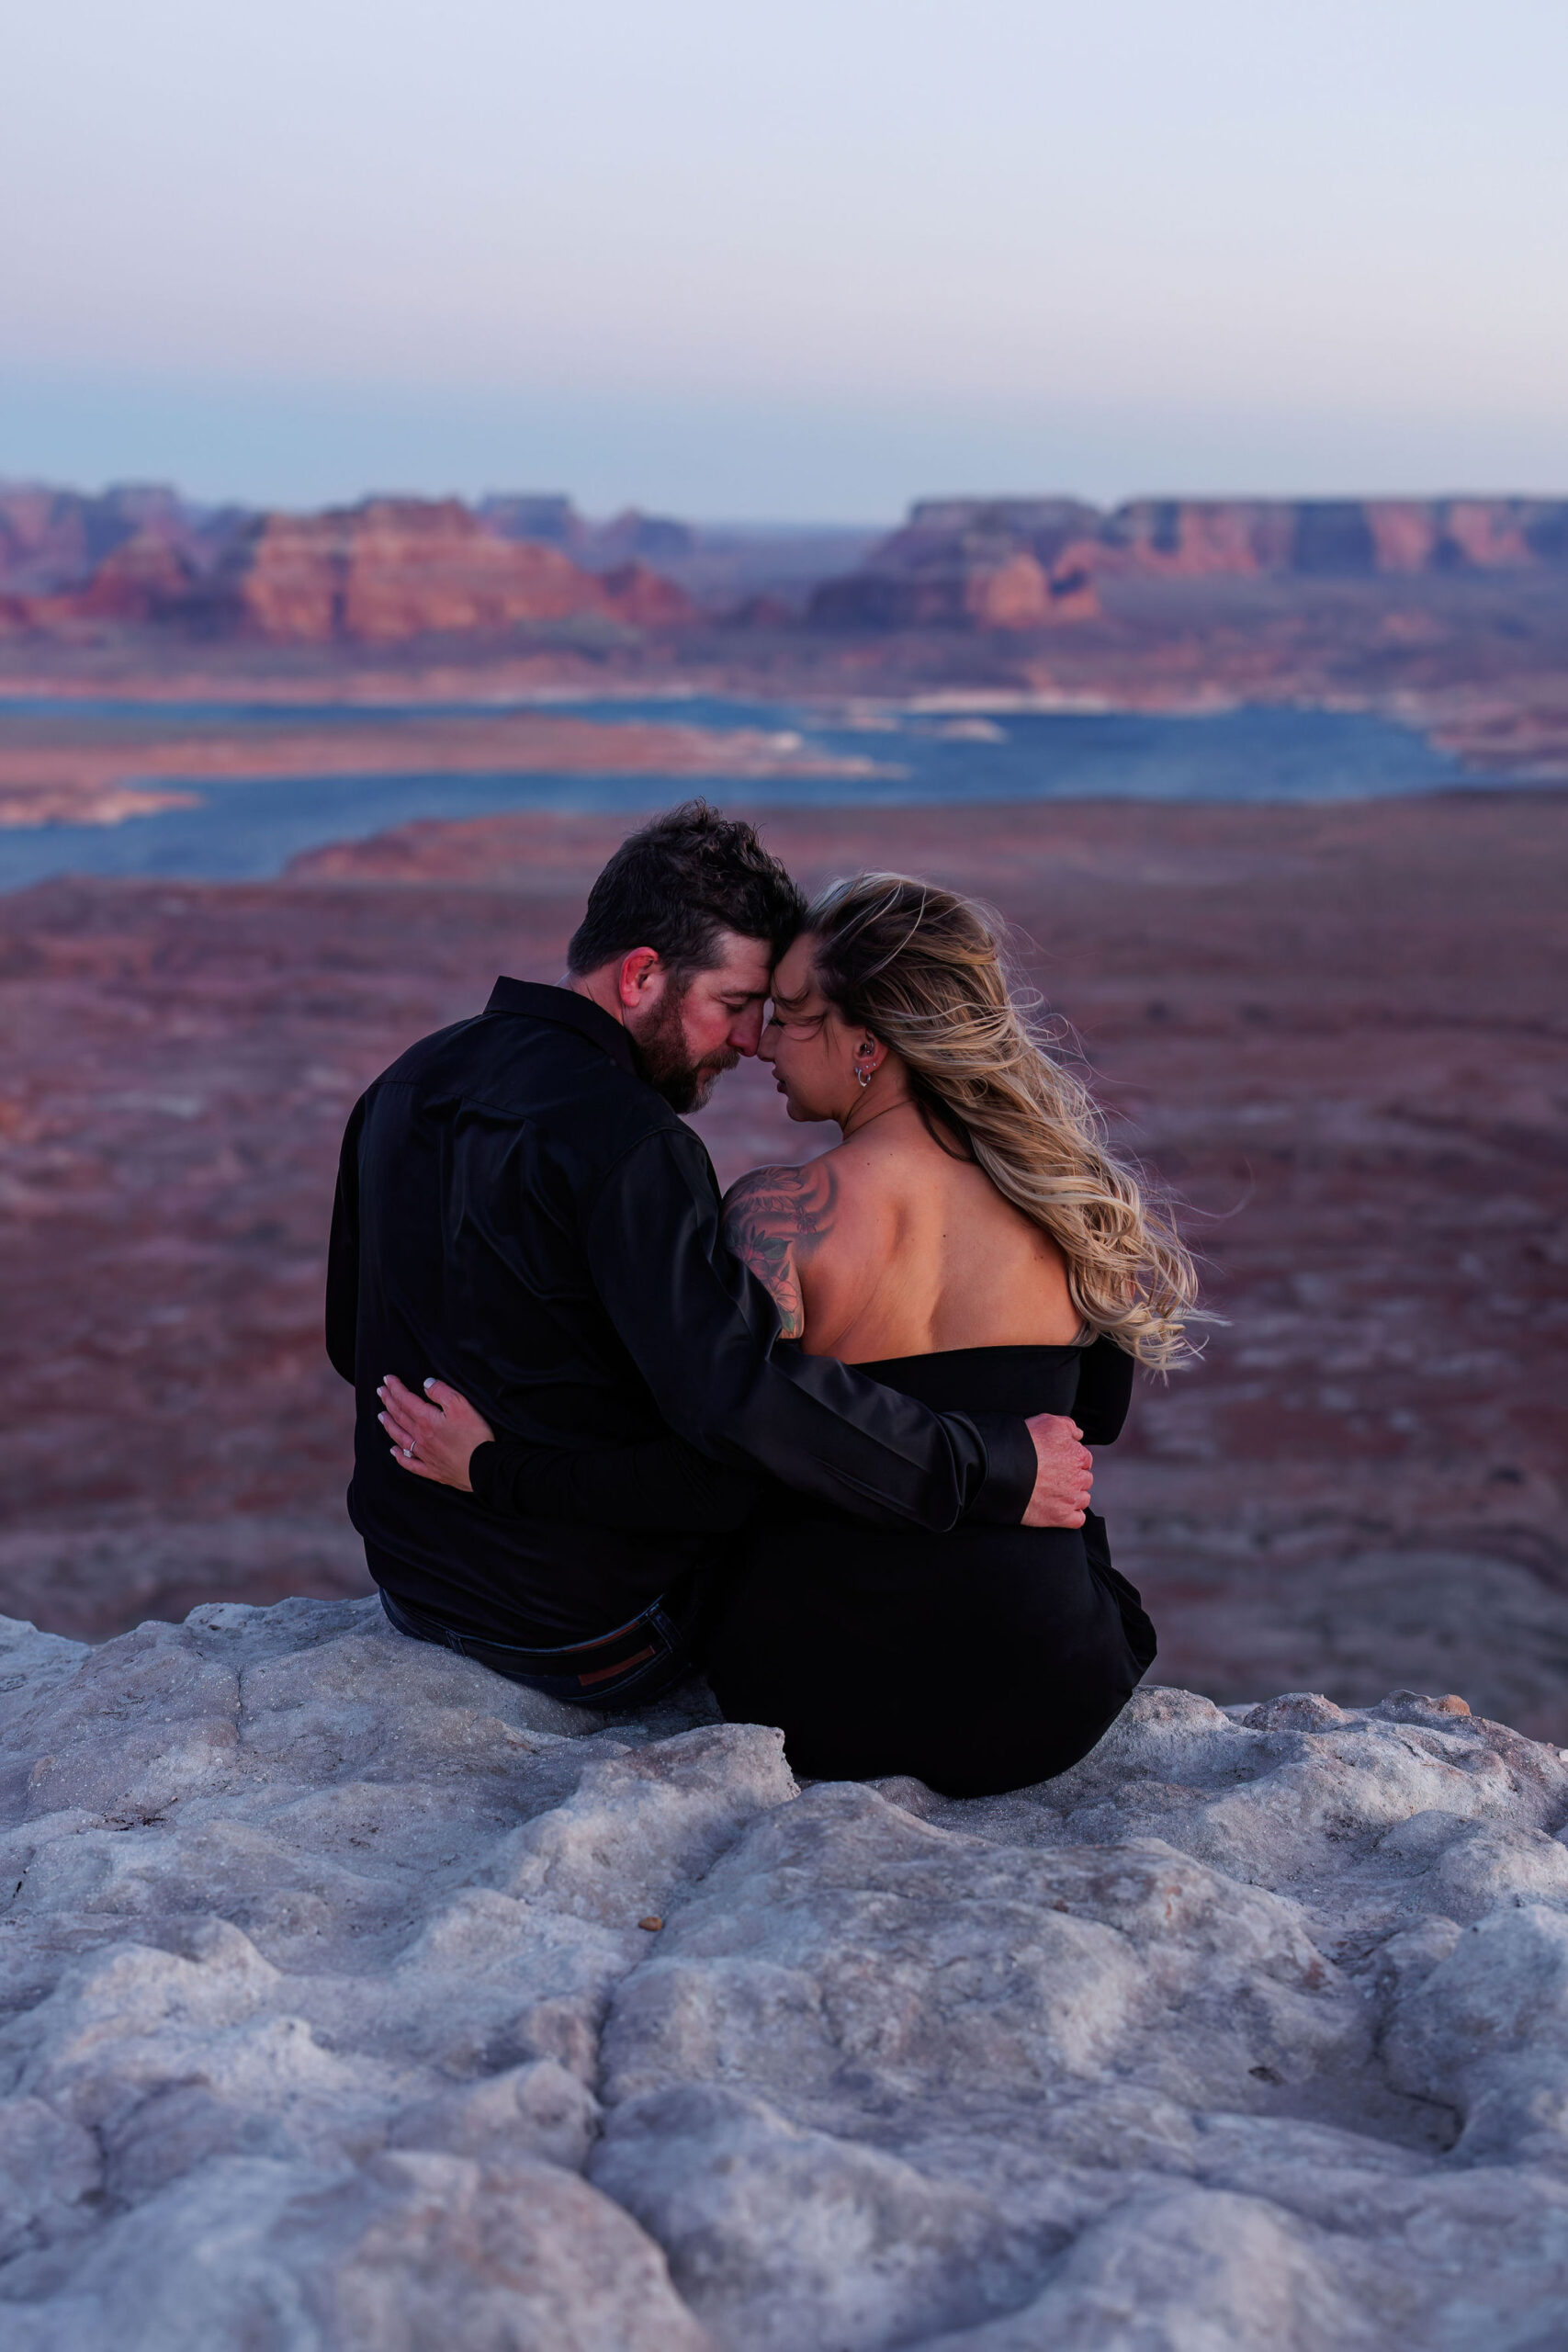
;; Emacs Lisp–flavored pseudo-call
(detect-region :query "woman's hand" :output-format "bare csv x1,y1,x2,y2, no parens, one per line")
1021,1413,1093,1529
378,1374,494,1491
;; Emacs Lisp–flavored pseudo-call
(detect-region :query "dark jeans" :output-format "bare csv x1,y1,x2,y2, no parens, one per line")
378,1581,703,1708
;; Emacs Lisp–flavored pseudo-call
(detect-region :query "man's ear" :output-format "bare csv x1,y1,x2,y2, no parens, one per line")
615,947,662,1011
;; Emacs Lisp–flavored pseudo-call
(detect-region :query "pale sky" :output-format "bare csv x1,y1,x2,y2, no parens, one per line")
4,0,1566,518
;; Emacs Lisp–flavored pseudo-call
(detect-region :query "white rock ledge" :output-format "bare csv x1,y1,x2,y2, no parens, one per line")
2,1596,1568,2348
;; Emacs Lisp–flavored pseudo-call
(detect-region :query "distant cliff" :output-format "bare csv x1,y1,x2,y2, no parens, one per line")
809,494,1568,629
809,499,1103,631
0,481,234,598
0,492,694,644
1100,495,1568,575
479,495,697,571
6,481,1568,651
196,500,686,641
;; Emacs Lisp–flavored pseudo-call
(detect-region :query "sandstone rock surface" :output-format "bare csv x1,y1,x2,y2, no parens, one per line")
3,1593,1568,2346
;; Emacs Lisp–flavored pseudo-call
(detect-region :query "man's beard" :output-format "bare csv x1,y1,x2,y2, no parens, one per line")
627,983,739,1113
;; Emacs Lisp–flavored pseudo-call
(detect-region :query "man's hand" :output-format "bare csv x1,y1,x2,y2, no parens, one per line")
378,1374,494,1492
1021,1413,1093,1528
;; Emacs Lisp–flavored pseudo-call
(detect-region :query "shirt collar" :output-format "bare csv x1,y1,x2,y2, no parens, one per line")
484,977,637,1074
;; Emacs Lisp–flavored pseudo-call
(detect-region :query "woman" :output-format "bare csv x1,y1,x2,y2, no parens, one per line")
380,875,1199,1797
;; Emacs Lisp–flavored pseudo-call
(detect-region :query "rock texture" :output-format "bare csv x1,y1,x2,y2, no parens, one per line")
3,1594,1568,2346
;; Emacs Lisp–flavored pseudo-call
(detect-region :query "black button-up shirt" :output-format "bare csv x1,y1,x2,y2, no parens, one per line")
327,978,1036,1644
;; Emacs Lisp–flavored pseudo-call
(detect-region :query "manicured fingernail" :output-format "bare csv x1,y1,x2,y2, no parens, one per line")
423,1377,434,1390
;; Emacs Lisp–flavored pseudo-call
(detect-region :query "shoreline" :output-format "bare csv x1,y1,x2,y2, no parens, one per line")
0,708,896,833
1,656,1562,848
1,773,1555,888
0,696,1506,862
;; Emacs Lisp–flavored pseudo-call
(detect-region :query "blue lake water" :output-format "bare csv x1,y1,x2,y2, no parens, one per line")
0,695,1483,891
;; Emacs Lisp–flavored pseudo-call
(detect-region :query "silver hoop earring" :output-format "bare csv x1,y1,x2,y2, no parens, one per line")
855,1064,873,1089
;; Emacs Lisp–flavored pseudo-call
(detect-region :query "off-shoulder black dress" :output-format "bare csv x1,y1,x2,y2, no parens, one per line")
703,1338,1155,1797
468,1333,1154,1799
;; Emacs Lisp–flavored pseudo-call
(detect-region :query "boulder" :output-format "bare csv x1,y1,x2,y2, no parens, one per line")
1,1595,1567,2346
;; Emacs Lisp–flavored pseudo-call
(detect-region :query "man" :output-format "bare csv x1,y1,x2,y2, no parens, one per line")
327,801,1093,1704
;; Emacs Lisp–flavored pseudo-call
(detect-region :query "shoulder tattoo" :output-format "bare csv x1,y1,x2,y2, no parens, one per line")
721,1161,839,1340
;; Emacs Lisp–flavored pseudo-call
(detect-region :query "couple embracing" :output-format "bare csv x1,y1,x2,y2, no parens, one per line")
327,802,1197,1798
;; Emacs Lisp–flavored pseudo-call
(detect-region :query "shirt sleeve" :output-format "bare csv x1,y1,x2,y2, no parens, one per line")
580,1125,1037,1531
325,1094,367,1385
468,1430,761,1532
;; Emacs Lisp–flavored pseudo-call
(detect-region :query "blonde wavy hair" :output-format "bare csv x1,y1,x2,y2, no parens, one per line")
806,872,1201,1369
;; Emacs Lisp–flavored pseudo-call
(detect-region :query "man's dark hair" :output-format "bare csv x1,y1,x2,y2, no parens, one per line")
566,801,805,978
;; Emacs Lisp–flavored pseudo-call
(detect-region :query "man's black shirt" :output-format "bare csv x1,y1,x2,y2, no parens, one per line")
327,978,1037,1644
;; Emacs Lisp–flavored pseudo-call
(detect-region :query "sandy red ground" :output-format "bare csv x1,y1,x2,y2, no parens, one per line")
2,793,1563,1731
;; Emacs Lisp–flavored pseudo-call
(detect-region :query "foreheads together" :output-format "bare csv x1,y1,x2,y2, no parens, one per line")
567,801,806,982
803,873,1204,1370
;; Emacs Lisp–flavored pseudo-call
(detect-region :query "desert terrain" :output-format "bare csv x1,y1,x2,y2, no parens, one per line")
1,789,1562,1732
2,478,1564,1732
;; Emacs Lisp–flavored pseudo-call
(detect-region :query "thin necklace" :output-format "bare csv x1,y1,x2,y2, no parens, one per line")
841,1094,919,1142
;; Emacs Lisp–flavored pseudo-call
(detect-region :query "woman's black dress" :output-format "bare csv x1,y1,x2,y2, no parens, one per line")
703,1339,1156,1799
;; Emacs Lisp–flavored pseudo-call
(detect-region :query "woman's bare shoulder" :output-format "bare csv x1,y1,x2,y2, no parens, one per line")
721,1157,841,1340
